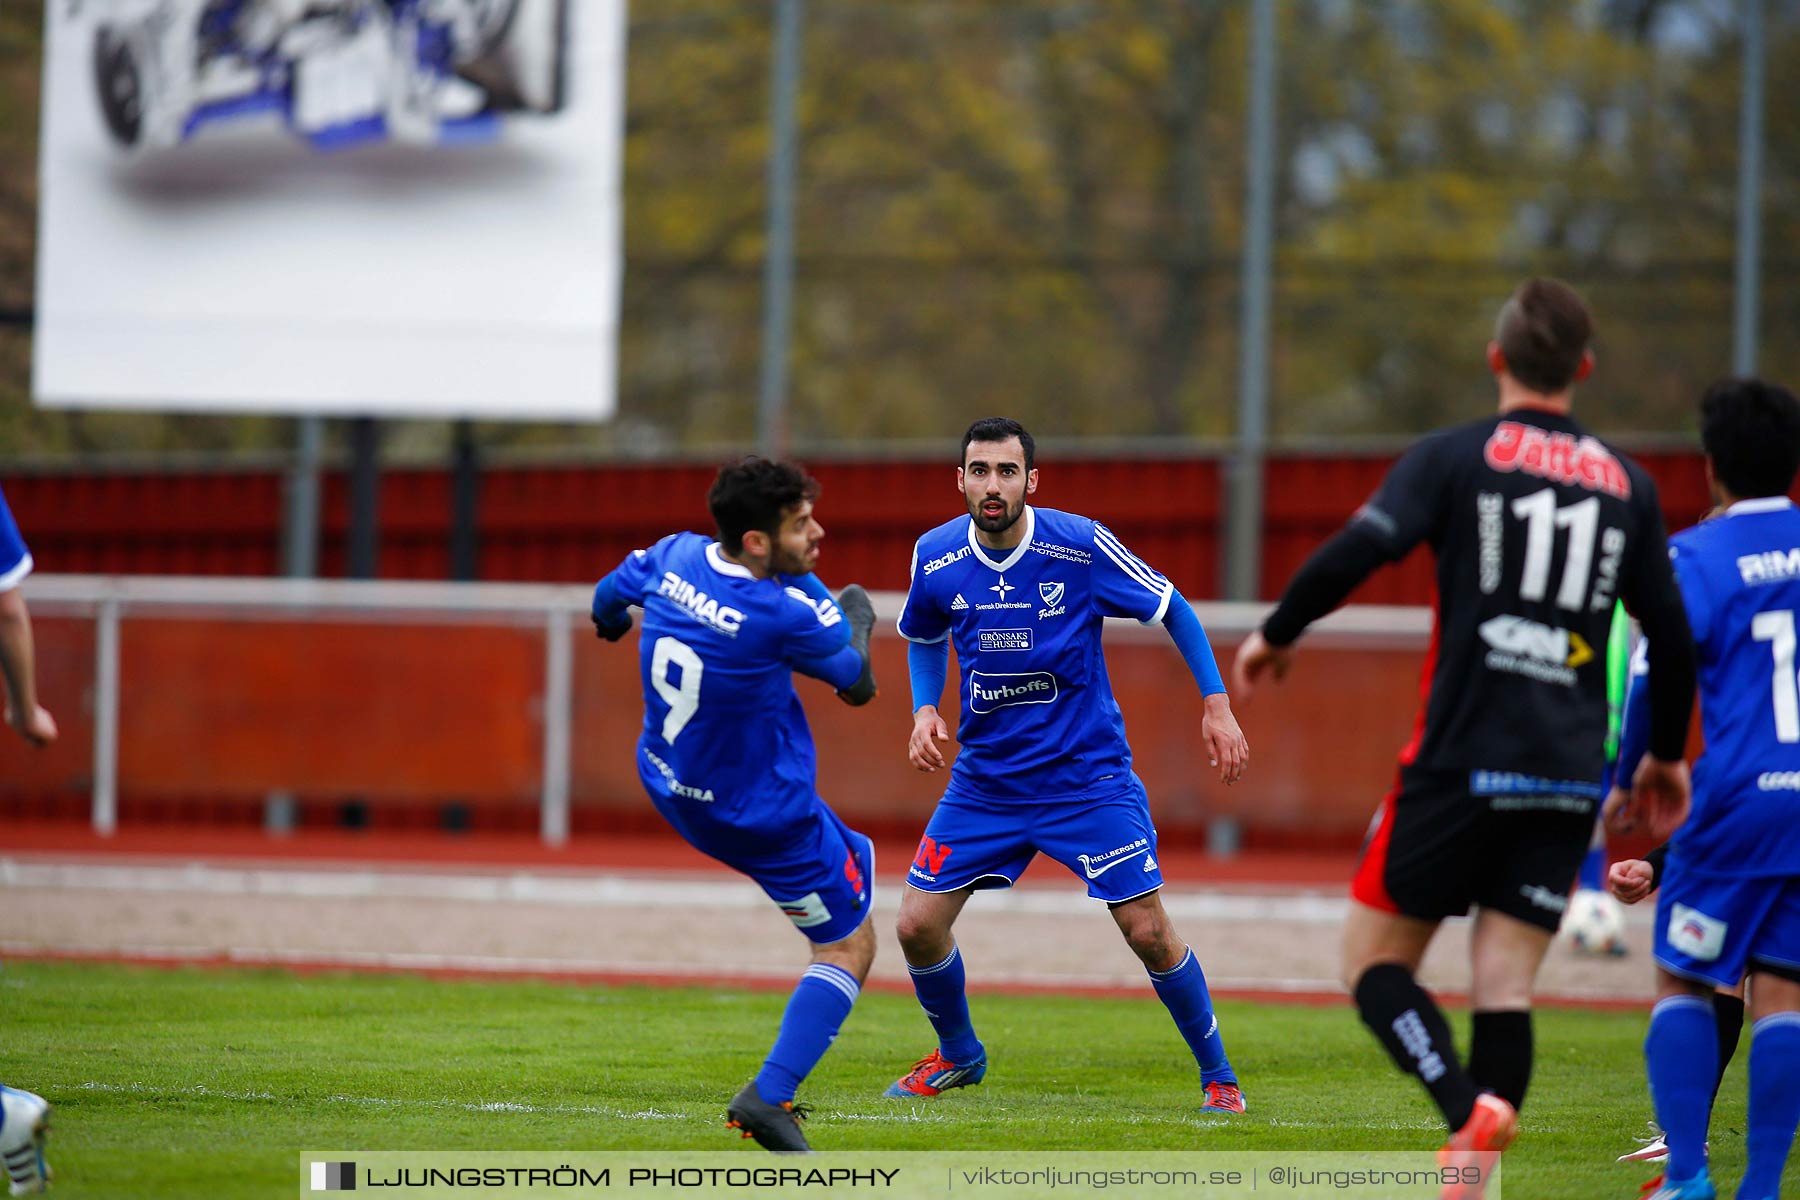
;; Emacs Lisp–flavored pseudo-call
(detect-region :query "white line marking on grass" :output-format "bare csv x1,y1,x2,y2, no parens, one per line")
5,939,1355,995
1264,1116,1444,1132
69,1080,690,1120
6,942,1645,1004
66,1081,1444,1133
0,859,1424,924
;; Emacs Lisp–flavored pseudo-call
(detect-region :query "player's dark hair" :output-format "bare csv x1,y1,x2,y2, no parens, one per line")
1494,278,1594,394
708,457,820,555
961,417,1035,472
1700,377,1800,499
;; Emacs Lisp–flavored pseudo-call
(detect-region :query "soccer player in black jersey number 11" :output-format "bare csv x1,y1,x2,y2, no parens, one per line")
1233,279,1698,1200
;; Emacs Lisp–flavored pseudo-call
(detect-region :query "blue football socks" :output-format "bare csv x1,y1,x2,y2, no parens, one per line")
907,945,984,1065
754,962,860,1106
1646,994,1718,1186
1149,947,1236,1084
1739,1012,1800,1200
1577,844,1606,892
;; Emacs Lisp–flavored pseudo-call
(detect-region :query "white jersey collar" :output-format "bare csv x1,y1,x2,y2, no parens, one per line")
706,542,756,579
965,505,1036,573
1726,496,1797,517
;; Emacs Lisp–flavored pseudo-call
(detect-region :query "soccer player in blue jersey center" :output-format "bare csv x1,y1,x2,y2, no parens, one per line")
590,458,879,1152
889,417,1252,1114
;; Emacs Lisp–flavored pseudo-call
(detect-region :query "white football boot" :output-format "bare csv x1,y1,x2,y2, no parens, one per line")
0,1085,50,1195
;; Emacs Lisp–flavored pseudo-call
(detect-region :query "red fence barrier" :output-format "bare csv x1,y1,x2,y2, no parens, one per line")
0,447,1733,847
1,447,1725,600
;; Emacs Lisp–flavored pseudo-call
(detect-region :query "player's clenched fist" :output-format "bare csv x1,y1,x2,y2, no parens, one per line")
1607,858,1656,906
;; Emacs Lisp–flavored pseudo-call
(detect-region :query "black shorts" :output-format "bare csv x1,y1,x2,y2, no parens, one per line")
1351,767,1597,932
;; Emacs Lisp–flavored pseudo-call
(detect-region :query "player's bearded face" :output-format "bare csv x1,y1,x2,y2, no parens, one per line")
769,501,824,575
962,439,1031,534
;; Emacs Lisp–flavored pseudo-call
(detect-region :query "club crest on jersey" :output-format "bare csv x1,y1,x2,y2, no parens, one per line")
1483,422,1631,499
1037,581,1067,619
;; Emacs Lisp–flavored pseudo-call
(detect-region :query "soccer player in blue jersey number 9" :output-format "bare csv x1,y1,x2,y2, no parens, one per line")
589,459,879,1152
887,417,1252,1115
1608,380,1800,1200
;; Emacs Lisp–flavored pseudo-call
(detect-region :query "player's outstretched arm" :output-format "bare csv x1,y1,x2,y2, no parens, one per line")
1235,524,1394,700
906,638,951,772
1159,592,1248,783
1200,694,1248,785
909,705,951,773
590,568,636,642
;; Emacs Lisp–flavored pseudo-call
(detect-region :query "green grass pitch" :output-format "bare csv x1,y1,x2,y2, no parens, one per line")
3,960,1793,1198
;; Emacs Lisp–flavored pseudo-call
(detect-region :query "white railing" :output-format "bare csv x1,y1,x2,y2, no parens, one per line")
24,575,1431,842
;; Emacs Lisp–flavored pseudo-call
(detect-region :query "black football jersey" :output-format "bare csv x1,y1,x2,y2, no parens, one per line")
1349,409,1677,782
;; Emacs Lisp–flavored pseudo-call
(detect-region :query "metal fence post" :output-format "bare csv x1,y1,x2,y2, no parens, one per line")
1732,0,1765,375
92,597,121,836
1228,0,1277,602
541,606,573,846
756,0,804,457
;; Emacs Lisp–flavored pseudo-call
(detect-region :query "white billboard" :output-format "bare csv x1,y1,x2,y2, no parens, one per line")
33,0,623,421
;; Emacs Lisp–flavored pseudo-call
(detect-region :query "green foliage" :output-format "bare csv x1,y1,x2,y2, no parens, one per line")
2,3,1798,455
5,960,1797,1199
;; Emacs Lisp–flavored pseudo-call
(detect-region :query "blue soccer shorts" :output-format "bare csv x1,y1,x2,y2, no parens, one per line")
647,782,875,946
1653,851,1800,990
905,777,1164,904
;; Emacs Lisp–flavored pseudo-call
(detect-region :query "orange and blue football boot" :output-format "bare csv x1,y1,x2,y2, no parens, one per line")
883,1049,987,1098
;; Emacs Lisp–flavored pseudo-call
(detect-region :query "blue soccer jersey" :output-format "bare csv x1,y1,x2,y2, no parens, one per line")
0,484,32,591
897,506,1172,802
1624,497,1800,877
598,532,852,834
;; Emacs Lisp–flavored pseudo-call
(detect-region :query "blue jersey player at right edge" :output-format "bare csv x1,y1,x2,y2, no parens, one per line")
888,417,1252,1114
1608,379,1800,1200
590,458,879,1152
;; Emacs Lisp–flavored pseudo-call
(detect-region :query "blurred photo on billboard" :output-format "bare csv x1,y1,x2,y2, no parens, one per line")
34,0,623,421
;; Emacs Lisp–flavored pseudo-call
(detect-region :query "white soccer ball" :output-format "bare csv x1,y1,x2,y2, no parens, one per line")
1560,888,1629,957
